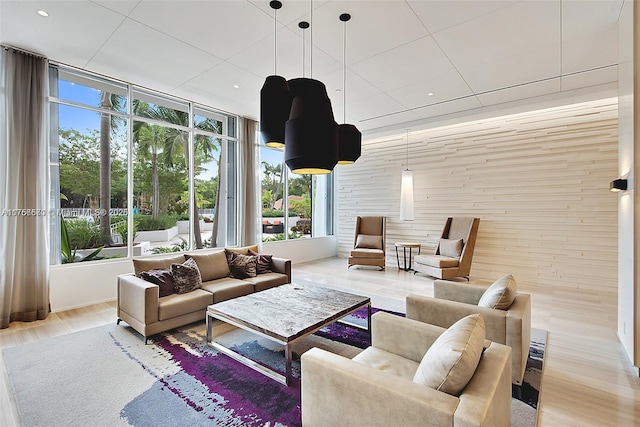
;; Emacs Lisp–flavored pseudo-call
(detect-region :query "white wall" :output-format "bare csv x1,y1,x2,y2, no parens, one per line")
617,0,639,370
338,98,618,298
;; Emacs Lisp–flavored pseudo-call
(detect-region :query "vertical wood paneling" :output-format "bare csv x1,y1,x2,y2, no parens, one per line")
337,99,618,294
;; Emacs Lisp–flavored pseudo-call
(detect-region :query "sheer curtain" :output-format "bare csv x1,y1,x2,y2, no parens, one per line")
0,47,51,328
238,118,260,246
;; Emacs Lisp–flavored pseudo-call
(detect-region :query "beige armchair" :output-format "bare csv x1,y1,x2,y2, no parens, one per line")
301,312,512,427
406,280,531,385
348,216,386,270
414,217,480,280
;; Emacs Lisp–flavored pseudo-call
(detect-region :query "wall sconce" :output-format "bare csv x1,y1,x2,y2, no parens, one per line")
610,178,628,192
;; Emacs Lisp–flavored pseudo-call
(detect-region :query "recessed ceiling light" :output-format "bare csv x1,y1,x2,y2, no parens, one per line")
427,92,434,96
37,10,49,17
233,84,239,89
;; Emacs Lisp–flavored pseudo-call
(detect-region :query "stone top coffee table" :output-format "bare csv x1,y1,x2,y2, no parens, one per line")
205,283,371,386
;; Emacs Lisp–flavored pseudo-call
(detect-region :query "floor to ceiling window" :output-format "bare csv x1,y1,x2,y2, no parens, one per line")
49,65,238,264
259,146,333,242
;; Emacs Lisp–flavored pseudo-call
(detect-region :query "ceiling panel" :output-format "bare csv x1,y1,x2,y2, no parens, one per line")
475,79,561,107
386,73,475,110
561,67,618,92
86,19,223,94
91,0,139,16
562,26,618,74
408,0,518,34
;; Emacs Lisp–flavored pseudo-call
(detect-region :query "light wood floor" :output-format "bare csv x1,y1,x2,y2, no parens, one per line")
1,257,639,426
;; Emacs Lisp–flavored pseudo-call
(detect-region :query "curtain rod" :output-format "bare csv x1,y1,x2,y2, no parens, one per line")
1,44,47,60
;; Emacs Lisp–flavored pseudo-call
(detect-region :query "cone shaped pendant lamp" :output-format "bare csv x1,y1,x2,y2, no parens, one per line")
399,130,414,221
337,13,361,165
260,0,292,148
284,2,338,174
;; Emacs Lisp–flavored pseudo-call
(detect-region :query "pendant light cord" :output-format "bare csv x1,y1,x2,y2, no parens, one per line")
274,6,277,75
406,129,410,170
302,24,306,77
343,18,347,123
310,0,313,79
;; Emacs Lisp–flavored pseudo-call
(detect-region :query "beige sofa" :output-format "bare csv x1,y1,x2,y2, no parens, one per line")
117,245,291,342
406,280,531,385
301,312,512,427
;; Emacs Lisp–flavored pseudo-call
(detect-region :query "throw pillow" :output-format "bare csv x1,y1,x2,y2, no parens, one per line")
139,268,175,298
228,252,258,279
413,314,485,396
133,254,186,276
478,274,517,310
185,251,230,281
355,234,383,249
439,238,463,258
248,249,273,274
225,245,259,256
171,257,202,294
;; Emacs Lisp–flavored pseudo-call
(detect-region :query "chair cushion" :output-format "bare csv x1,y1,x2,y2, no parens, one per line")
413,314,485,396
439,238,463,258
133,254,186,276
414,254,459,268
355,234,383,249
353,347,420,381
350,248,384,259
185,251,230,281
171,257,202,294
478,274,518,310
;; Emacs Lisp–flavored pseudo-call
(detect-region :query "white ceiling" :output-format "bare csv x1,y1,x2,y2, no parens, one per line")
0,0,623,135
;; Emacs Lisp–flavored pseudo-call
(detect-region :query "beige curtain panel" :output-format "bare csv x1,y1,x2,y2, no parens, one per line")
0,47,51,328
238,118,260,246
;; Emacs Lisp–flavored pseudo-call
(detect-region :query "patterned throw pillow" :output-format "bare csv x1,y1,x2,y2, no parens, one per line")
248,249,273,274
228,252,258,279
171,257,202,294
139,268,175,297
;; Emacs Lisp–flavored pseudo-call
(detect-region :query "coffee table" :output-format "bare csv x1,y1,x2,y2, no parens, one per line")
205,283,371,386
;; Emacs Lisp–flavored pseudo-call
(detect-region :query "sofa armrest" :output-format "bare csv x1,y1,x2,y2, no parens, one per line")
406,295,507,343
506,293,531,382
372,312,444,362
270,257,291,283
301,347,458,427
433,280,488,304
117,274,159,325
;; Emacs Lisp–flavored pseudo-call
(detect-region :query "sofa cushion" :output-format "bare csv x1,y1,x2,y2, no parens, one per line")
228,252,257,279
201,277,254,303
478,274,518,310
414,254,459,268
355,234,383,250
225,245,259,256
171,257,202,294
413,314,485,396
439,238,463,258
248,249,273,274
139,268,175,297
185,251,230,281
353,347,420,381
133,254,185,276
245,272,288,292
158,289,212,321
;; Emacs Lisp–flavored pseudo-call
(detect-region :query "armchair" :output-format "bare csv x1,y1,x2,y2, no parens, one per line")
406,280,531,385
301,312,512,427
348,216,386,270
414,217,480,280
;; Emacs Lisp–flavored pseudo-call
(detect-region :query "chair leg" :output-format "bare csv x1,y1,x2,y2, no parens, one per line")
144,336,150,345
464,276,470,281
116,318,121,325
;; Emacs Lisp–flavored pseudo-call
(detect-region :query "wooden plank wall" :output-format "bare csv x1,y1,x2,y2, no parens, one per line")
337,98,619,294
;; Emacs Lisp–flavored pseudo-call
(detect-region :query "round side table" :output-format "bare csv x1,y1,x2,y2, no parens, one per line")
395,242,421,271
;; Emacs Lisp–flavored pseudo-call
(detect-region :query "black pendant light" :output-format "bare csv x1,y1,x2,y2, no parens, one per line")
284,4,338,175
285,78,338,174
337,13,361,165
260,0,291,148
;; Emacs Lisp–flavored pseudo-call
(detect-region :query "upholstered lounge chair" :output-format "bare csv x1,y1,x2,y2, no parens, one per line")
414,217,480,280
406,279,531,385
348,216,386,270
301,312,512,426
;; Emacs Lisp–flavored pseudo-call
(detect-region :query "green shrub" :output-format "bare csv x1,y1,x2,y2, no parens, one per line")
262,209,298,218
65,218,108,249
135,214,177,231
150,237,188,253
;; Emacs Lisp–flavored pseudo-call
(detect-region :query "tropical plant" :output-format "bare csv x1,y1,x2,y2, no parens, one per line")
60,217,104,263
115,220,137,244
150,237,188,254
135,214,177,231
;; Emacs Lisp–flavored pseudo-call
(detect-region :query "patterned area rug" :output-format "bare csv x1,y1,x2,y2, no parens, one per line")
3,308,546,426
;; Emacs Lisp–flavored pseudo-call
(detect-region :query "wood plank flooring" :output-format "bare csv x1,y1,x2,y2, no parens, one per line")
1,257,639,426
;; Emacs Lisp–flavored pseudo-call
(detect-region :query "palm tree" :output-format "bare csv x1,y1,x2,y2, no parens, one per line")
134,124,166,219
135,104,220,249
262,161,283,209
